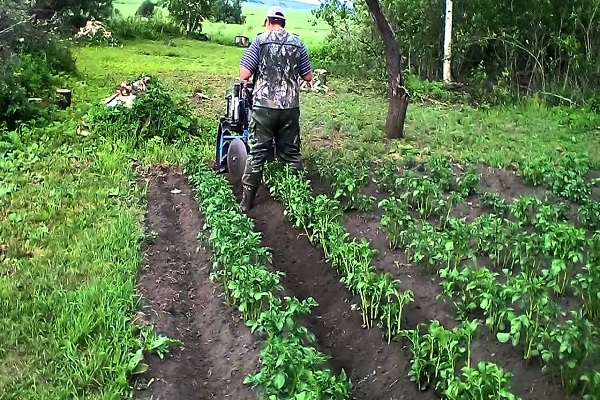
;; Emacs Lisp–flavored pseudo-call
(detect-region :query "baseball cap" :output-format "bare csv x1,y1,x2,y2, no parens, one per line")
265,6,286,20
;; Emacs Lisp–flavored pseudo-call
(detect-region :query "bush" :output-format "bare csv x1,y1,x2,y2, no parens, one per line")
107,11,183,40
84,75,207,146
0,3,77,129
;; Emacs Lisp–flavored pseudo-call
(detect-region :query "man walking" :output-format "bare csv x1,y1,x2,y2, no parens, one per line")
238,5,313,213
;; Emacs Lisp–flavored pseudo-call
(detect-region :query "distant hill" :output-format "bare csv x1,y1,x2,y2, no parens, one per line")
246,0,322,11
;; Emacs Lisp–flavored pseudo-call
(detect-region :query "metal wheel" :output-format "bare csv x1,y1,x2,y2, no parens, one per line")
227,138,248,183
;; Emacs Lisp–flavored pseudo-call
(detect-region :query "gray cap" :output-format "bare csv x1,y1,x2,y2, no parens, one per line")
265,5,286,20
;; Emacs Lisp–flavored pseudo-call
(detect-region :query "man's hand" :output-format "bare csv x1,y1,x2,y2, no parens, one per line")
301,71,313,82
240,66,253,81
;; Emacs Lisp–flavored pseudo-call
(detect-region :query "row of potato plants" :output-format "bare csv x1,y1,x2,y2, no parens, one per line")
186,161,352,400
379,196,600,398
303,150,376,212
519,152,600,230
374,155,599,305
374,154,481,227
376,152,600,233
263,163,521,400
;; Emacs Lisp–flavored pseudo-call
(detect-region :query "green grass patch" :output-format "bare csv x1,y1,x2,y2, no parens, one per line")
299,84,600,168
0,58,201,399
0,119,148,398
74,37,600,170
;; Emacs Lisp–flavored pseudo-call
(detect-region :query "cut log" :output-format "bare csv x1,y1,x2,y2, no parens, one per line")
56,89,72,109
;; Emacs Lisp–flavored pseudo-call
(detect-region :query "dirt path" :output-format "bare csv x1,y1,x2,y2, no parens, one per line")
244,186,437,400
133,165,260,400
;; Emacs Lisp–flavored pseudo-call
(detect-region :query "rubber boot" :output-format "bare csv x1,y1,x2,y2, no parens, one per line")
240,184,258,213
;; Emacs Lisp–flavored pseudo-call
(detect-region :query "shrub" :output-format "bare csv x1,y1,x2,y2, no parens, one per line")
0,2,76,128
84,75,207,146
107,11,183,40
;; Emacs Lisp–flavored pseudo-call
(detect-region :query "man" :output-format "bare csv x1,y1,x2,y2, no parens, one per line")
238,5,314,213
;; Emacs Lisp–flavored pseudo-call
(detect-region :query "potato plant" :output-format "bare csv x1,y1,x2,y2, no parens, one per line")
480,191,509,215
572,268,600,322
520,152,592,204
381,165,600,397
378,197,414,249
535,310,600,395
401,319,519,398
442,361,521,400
265,163,415,341
305,151,375,211
186,161,352,399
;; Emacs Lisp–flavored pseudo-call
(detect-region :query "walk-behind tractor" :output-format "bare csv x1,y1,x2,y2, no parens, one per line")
214,81,274,183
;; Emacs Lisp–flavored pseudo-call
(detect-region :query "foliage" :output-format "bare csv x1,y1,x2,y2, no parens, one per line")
107,11,183,41
312,0,600,103
85,75,205,146
136,0,156,17
265,164,516,399
32,0,114,28
158,0,212,34
185,160,352,399
520,152,592,204
0,117,174,398
0,0,76,129
212,0,245,25
305,150,375,211
369,151,600,397
264,163,414,341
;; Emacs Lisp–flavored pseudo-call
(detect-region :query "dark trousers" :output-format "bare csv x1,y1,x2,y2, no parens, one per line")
242,105,303,187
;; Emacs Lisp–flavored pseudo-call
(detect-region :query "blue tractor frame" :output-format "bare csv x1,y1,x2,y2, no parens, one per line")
214,80,275,178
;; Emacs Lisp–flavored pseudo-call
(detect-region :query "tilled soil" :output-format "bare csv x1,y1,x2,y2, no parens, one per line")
131,163,581,400
134,165,260,400
244,186,438,400
340,169,577,400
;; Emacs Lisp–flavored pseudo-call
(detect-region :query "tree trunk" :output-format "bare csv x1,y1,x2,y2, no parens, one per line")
364,0,409,139
442,0,453,83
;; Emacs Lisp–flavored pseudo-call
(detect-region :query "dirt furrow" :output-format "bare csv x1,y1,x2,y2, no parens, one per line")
245,186,437,400
134,166,260,400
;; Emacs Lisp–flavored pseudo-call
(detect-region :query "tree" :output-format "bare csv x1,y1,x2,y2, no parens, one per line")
159,0,212,34
31,0,113,28
363,0,409,139
213,0,245,25
136,0,156,18
442,0,452,83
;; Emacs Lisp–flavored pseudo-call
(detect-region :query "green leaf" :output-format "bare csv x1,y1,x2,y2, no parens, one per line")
497,332,511,343
274,372,286,389
132,362,149,375
480,298,489,309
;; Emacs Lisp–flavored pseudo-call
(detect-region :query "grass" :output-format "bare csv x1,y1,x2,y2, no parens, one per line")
0,64,187,400
112,0,329,49
75,38,600,169
299,86,600,168
0,120,145,397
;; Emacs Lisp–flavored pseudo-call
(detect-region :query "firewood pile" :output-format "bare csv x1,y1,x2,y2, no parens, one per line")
104,76,151,107
75,20,113,40
115,76,151,96
300,68,328,93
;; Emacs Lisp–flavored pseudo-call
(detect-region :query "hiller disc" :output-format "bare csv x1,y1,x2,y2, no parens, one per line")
227,138,247,183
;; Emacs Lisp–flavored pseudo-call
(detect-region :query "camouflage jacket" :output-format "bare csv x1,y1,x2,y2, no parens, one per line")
240,29,312,109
